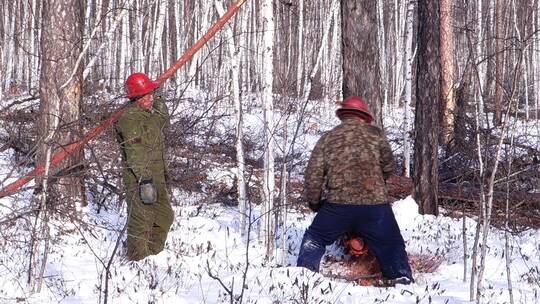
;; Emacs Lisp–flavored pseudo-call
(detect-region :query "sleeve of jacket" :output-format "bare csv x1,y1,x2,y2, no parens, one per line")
115,113,151,181
304,135,326,205
378,130,395,180
153,95,170,128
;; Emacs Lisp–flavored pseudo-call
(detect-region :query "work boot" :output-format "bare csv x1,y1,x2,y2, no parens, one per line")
373,276,413,288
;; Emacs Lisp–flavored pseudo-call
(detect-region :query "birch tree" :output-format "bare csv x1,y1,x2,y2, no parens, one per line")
296,0,304,96
475,0,486,116
261,0,276,260
214,0,248,235
403,0,415,177
439,0,456,147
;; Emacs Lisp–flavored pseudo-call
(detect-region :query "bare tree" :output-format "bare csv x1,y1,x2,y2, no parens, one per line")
439,0,456,146
261,0,276,261
413,0,440,215
341,0,383,124
37,0,85,207
403,0,416,178
214,0,248,235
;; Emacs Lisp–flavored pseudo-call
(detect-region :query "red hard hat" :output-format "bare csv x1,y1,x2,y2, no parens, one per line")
125,73,159,99
336,95,374,123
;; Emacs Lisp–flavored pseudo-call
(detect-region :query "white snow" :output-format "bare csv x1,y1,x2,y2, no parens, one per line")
1,96,540,303
2,185,540,303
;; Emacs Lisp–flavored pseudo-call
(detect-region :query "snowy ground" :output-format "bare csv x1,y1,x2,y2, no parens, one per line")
1,94,540,303
1,194,540,303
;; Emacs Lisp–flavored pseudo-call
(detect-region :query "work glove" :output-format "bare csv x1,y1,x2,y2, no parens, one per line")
139,178,157,205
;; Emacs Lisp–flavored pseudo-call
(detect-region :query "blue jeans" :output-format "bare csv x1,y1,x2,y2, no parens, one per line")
297,202,412,280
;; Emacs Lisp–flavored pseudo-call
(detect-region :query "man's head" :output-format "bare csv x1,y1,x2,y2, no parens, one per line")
336,96,374,123
125,73,159,110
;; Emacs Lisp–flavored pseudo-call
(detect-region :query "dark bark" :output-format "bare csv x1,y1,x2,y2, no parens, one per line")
413,0,440,215
341,0,382,125
38,0,86,207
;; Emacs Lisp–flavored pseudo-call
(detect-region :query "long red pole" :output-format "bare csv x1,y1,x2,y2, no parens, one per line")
0,0,248,199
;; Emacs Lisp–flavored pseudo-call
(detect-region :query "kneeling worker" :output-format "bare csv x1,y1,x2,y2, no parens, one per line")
297,95,413,284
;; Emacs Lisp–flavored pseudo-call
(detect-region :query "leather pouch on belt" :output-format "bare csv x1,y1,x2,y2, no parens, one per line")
139,179,157,205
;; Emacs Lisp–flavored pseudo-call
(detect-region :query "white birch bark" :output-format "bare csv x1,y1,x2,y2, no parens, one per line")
214,0,248,235
82,7,130,80
280,123,288,265
330,3,342,119
469,89,487,302
296,0,304,96
301,0,339,102
403,0,415,178
523,41,530,121
504,131,516,304
120,8,129,83
4,4,16,90
136,0,144,72
261,0,276,260
0,6,3,98
0,3,6,96
377,0,388,110
393,0,407,109
536,0,540,120
476,0,486,116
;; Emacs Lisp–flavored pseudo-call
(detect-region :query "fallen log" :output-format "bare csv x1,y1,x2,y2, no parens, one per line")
386,175,540,207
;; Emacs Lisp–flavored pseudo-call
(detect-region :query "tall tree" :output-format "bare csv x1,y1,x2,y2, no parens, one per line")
38,0,85,208
494,0,505,125
261,0,276,260
403,0,416,177
341,0,382,124
413,0,440,215
214,0,248,235
439,0,456,147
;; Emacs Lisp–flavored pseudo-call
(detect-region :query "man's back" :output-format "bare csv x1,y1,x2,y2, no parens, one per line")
304,119,394,205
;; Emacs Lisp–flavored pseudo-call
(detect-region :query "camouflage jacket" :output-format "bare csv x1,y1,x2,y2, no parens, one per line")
115,95,170,182
304,118,395,205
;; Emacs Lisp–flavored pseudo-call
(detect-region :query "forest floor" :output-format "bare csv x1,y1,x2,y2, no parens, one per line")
0,91,539,303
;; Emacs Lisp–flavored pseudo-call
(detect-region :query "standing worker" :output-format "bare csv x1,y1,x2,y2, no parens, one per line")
297,95,413,285
115,73,174,261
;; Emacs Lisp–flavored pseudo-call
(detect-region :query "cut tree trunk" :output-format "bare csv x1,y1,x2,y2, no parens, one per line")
387,175,540,231
387,175,540,211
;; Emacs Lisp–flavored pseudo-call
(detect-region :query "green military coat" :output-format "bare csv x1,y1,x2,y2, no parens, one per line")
115,95,174,260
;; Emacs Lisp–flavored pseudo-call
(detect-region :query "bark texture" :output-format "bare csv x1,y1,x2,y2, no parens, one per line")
413,0,440,215
38,0,85,207
439,0,455,146
341,0,382,125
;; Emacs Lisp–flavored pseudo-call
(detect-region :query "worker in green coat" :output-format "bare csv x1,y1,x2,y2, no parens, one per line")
115,72,174,261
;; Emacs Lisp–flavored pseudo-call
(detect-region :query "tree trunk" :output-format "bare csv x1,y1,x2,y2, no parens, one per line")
214,0,248,236
494,0,505,125
38,0,85,208
403,0,415,178
261,0,276,261
413,0,440,216
341,0,382,125
439,0,455,147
